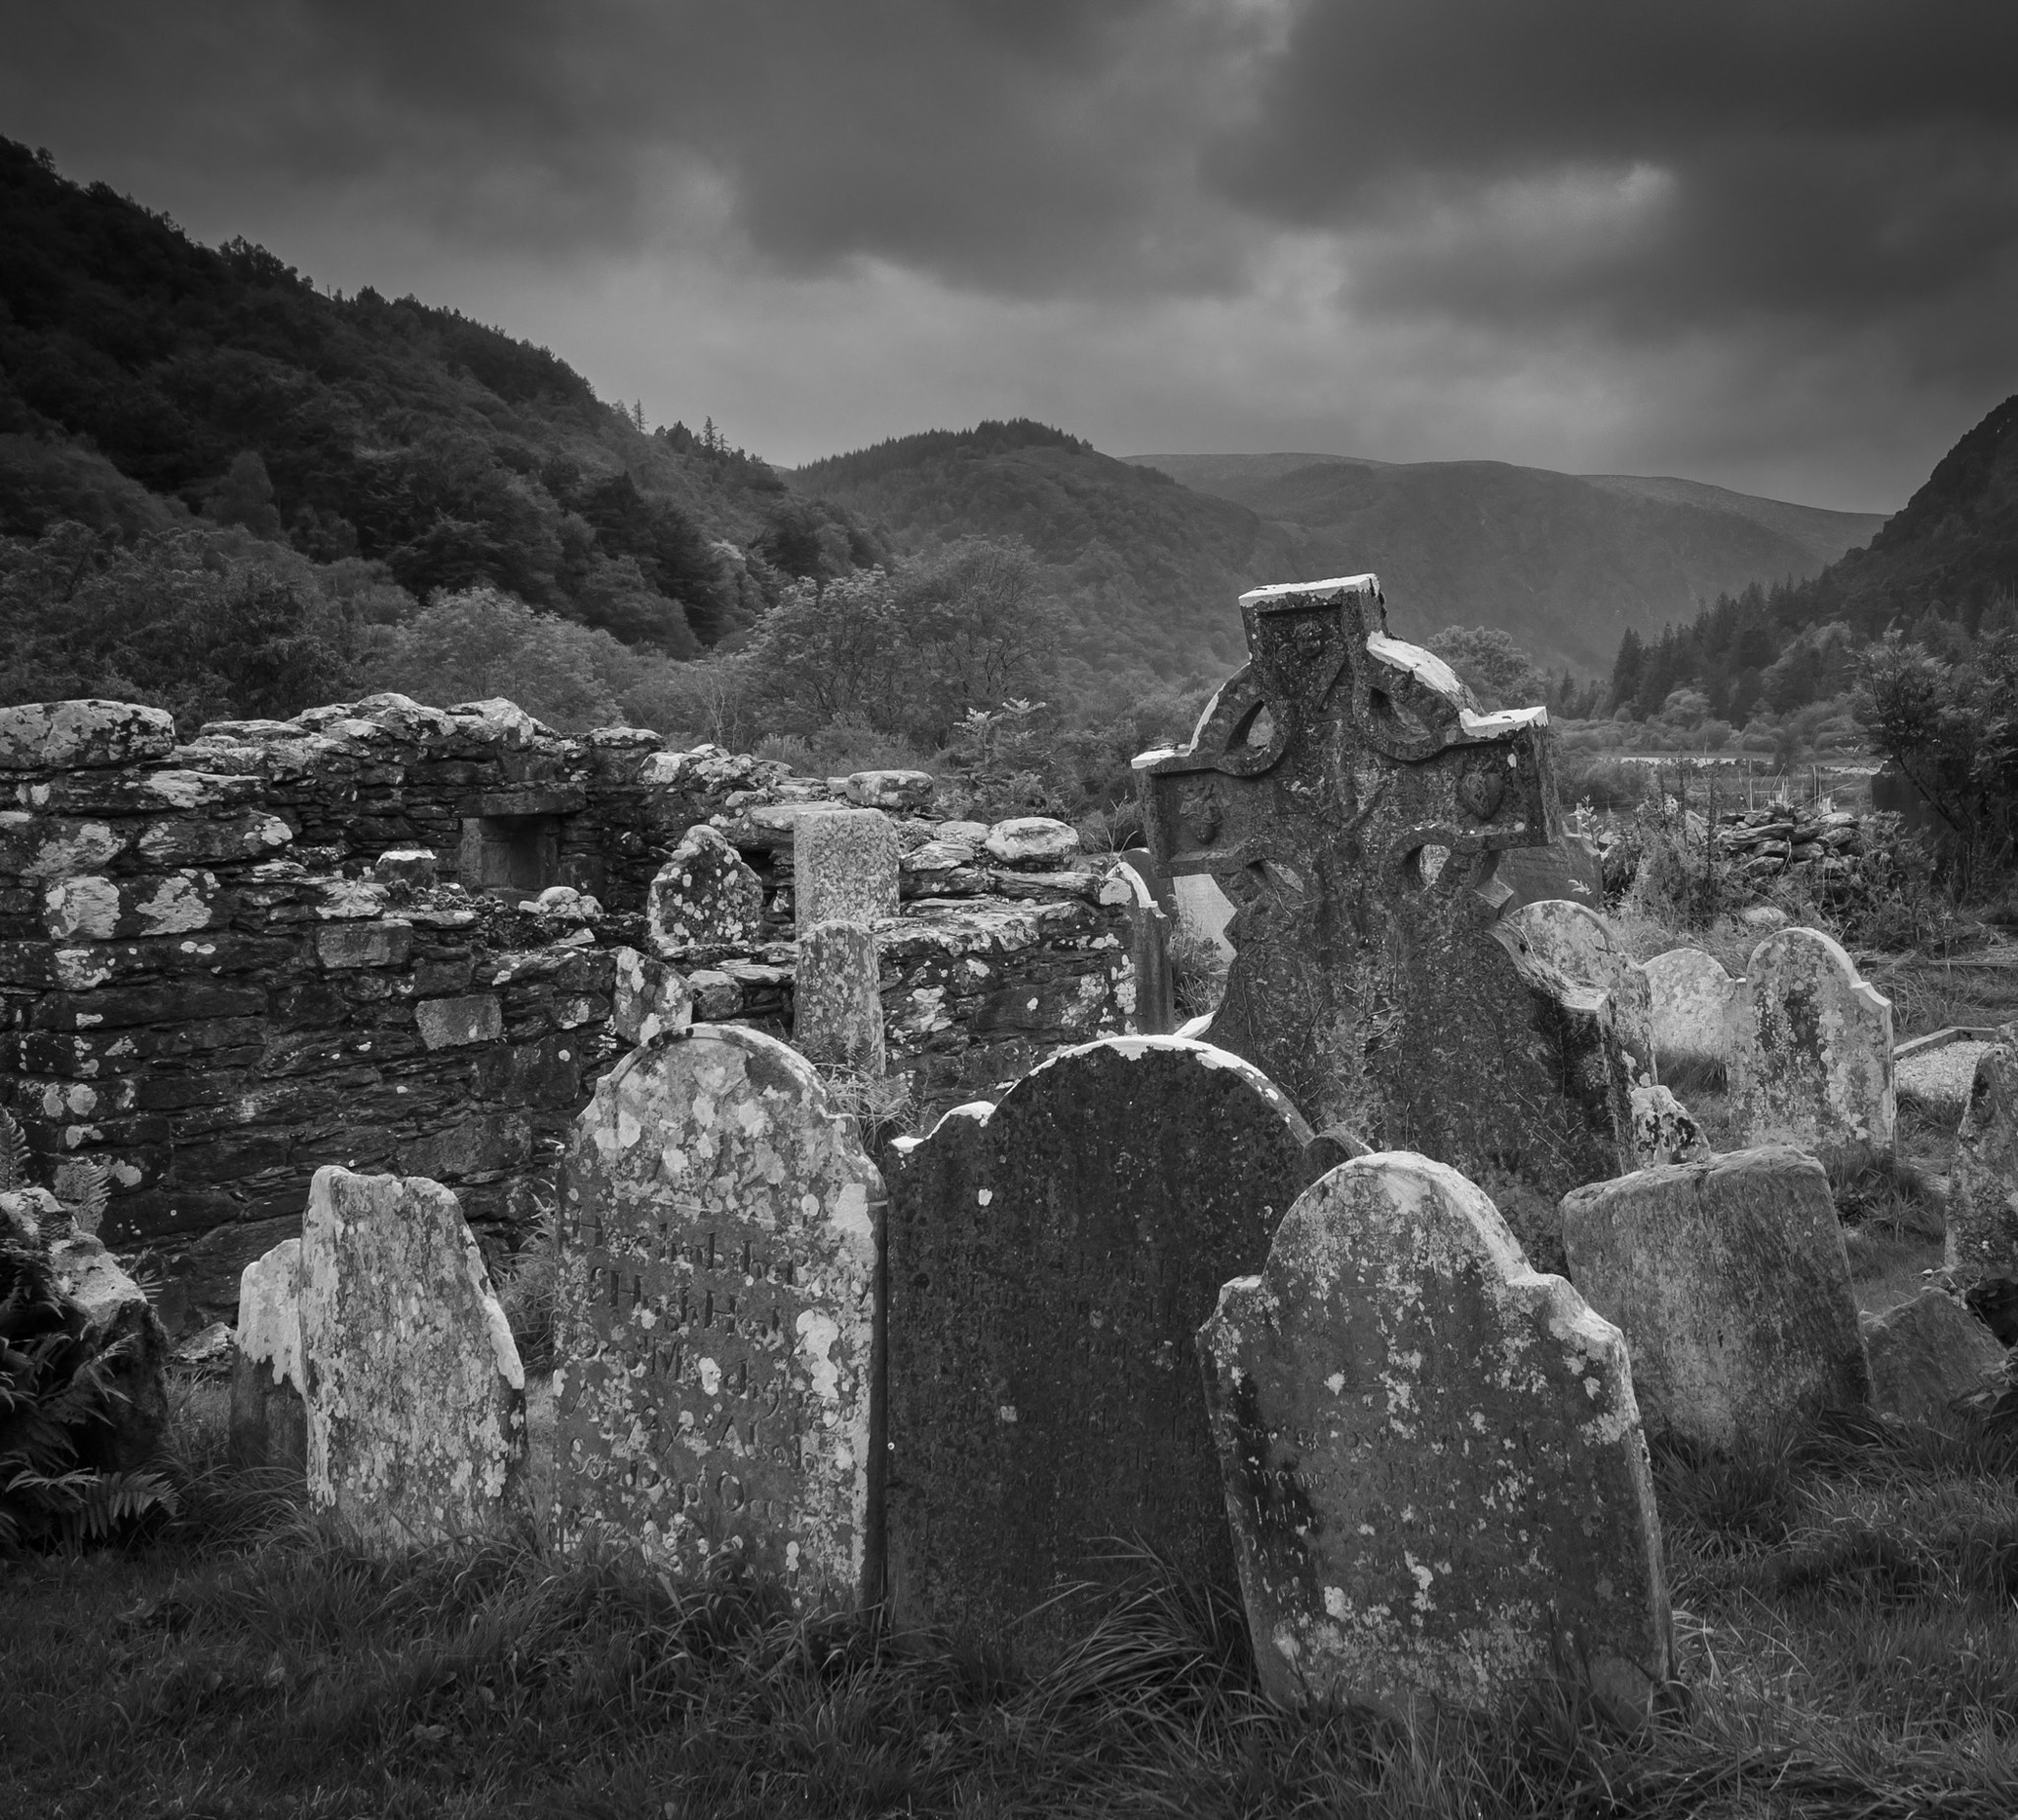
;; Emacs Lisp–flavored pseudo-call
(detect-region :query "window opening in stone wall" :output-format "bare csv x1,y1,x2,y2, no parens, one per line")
460,814,562,897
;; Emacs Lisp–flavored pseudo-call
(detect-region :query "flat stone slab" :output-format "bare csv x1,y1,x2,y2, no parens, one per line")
1862,1288,2004,1429
1947,1038,2018,1291
553,1025,883,1608
1898,1041,1991,1122
301,1167,526,1547
1560,1146,1870,1452
1200,1152,1670,1718
884,1035,1312,1658
0,698,177,771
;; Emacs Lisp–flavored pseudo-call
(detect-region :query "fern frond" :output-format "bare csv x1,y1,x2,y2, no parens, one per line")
0,1109,32,1195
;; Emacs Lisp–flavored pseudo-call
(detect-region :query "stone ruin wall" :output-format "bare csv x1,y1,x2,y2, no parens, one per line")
0,696,1141,1325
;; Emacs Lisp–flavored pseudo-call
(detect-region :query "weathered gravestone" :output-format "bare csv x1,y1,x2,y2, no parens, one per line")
1644,947,1741,1077
1492,833,1605,911
884,1035,1312,1658
1728,926,1894,1167
1947,1032,2018,1293
554,1025,883,1608
794,807,900,930
1500,898,1654,1079
301,1167,527,1546
1134,574,1631,1224
229,1237,305,1469
646,825,766,955
794,919,887,1074
1627,1082,1712,1169
1198,1152,1670,1718
1861,1288,2003,1430
1560,1147,1870,1453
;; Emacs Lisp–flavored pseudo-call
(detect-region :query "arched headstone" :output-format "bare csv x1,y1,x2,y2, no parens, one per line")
553,1026,883,1609
1199,1152,1670,1718
1501,899,1654,1078
884,1035,1312,1658
1644,948,1741,1076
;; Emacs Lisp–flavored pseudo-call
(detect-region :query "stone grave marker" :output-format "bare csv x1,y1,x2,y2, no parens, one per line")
884,1035,1312,1658
301,1167,527,1546
229,1236,305,1469
1135,574,1631,1210
1560,1146,1870,1452
1728,926,1894,1166
553,1025,883,1608
794,807,900,930
793,918,887,1075
1198,1152,1670,1718
647,824,766,955
1644,948,1741,1076
1500,898,1654,1077
1861,1288,2003,1429
1947,1032,2018,1292
1492,832,1605,911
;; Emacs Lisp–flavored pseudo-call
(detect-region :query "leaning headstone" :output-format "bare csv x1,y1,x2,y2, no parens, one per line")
646,825,766,955
1199,1152,1670,1718
1644,948,1741,1076
1560,1147,1870,1453
1501,899,1654,1077
1946,1034,2018,1292
554,1025,883,1609
794,807,900,930
793,918,887,1075
229,1237,305,1469
1135,574,1632,1210
885,1035,1312,1658
1728,927,1894,1167
301,1167,526,1546
1861,1289,2004,1429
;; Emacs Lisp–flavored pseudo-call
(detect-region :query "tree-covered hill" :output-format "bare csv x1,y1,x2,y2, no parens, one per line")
0,137,876,655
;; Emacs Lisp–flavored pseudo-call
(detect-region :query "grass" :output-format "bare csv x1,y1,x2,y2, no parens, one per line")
10,1373,2018,1817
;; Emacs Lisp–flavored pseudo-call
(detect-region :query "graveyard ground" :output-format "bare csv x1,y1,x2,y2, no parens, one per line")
6,944,2018,1820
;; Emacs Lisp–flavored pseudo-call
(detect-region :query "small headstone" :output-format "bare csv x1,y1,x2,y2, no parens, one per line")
553,1026,883,1608
1560,1146,1870,1452
301,1167,526,1546
1628,1082,1711,1168
794,808,900,931
647,825,766,955
610,945,694,1047
793,918,887,1075
1199,1152,1670,1718
1728,928,1895,1166
1109,859,1176,1035
1861,1289,2004,1429
884,1036,1312,1658
230,1238,305,1469
982,816,1079,867
1501,899,1654,1077
1644,948,1740,1075
1946,1035,2018,1292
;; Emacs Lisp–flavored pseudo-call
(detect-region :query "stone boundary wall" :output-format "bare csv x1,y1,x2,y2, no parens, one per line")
0,699,1139,1323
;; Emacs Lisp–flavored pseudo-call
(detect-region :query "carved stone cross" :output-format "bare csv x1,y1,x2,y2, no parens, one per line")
1135,574,1629,1260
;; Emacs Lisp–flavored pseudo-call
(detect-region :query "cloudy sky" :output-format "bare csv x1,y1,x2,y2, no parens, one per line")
7,0,2015,511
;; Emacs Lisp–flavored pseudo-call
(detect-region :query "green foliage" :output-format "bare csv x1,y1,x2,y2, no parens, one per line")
1426,624,1550,710
0,1110,31,1195
1,1235,178,1553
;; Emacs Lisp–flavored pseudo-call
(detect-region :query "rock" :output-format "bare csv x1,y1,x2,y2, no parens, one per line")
301,1167,526,1546
884,1035,1312,1658
982,817,1080,868
230,1238,306,1469
416,992,504,1049
646,825,766,954
1199,1152,1671,1719
1741,905,1790,929
1644,948,1741,1075
793,808,900,931
934,819,990,845
793,919,886,1076
172,1319,235,1370
1947,1039,2018,1292
1861,1289,2004,1429
1629,1082,1712,1167
902,840,976,875
0,699,178,772
844,769,936,811
553,1026,883,1607
610,946,694,1047
1728,927,1895,1167
1559,1147,1870,1452
374,847,437,887
528,885,602,922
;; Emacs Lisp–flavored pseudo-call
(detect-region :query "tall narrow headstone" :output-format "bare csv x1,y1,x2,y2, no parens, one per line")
1947,1034,2018,1292
793,918,887,1075
301,1168,526,1546
885,1035,1312,1658
554,1025,884,1608
1644,947,1741,1076
1728,927,1894,1166
1134,574,1632,1209
1560,1147,1870,1452
229,1237,305,1469
795,807,900,930
1199,1153,1670,1718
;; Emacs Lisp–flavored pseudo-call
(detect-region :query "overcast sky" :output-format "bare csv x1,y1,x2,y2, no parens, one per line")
7,0,2016,512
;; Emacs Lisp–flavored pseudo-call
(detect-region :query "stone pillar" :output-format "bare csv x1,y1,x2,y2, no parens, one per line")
794,918,887,1076
794,808,899,932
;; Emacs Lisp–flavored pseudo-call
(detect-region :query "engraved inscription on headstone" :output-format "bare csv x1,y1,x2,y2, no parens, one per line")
884,1035,1312,1660
553,1025,883,1608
